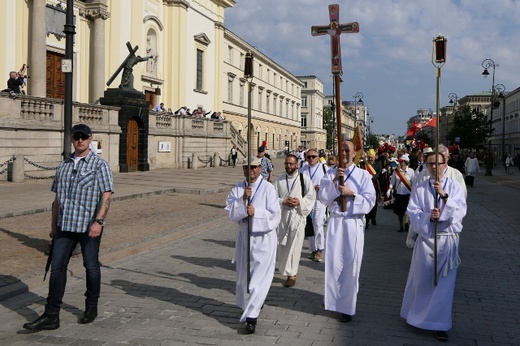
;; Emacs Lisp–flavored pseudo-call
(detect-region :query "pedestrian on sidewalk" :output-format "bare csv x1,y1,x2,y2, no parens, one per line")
401,152,467,342
274,154,315,287
23,124,114,331
225,157,281,334
230,144,238,167
299,149,328,262
505,153,514,175
317,141,376,323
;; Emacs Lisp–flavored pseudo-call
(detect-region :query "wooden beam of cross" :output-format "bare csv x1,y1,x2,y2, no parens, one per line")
106,42,140,86
311,4,359,75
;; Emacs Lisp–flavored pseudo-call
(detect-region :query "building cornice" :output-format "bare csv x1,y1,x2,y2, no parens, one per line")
79,1,110,21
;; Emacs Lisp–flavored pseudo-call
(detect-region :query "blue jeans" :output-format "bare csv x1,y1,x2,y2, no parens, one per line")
45,228,102,315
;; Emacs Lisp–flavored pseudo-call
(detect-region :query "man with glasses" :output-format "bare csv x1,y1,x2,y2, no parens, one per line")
401,152,467,342
274,154,315,287
318,141,376,323
407,145,467,248
300,149,328,262
225,157,281,334
24,124,113,331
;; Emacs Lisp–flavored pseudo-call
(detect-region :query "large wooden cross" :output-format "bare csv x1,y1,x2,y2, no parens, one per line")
311,4,359,75
311,4,359,212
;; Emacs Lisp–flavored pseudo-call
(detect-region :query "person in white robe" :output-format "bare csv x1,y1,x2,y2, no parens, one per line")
317,141,376,323
299,148,328,262
401,152,467,341
225,157,281,334
464,151,480,187
274,154,316,287
407,144,467,248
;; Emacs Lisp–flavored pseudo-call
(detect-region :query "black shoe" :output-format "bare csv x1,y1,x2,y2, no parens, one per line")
79,308,98,324
245,317,257,334
23,313,60,331
372,219,377,226
434,331,448,341
340,313,352,323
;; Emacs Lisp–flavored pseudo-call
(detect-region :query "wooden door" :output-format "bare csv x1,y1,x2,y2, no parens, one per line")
46,51,65,99
127,119,139,172
145,90,155,110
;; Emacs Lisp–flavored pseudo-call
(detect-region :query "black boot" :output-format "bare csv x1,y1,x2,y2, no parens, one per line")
79,307,98,324
23,313,60,331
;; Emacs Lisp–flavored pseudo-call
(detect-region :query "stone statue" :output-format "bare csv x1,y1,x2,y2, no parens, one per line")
106,42,149,91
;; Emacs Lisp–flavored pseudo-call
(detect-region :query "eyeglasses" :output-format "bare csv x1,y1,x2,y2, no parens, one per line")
72,133,91,141
426,162,445,167
306,155,318,159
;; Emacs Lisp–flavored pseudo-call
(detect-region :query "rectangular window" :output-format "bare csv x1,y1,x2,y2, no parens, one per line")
258,90,262,111
240,84,244,106
196,49,204,90
228,79,233,103
266,94,270,114
228,46,233,64
301,113,307,127
302,96,307,107
240,53,244,70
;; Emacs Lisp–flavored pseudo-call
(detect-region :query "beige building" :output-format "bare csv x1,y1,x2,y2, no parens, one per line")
222,30,302,156
297,76,326,150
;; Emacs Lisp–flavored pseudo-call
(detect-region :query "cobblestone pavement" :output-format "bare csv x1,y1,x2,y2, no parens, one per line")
0,161,519,345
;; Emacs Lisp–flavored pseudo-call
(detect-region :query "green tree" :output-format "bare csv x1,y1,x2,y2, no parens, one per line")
447,104,491,149
323,106,335,149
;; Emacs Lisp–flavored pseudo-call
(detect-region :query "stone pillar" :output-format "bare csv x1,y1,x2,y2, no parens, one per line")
83,2,110,103
28,0,47,97
8,155,24,183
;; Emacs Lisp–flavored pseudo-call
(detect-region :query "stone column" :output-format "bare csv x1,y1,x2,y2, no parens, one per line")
28,0,47,97
83,3,110,103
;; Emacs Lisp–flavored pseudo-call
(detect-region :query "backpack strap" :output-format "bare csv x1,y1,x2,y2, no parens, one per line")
322,163,326,174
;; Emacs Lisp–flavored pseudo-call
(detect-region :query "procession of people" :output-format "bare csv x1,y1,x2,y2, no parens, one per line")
222,140,470,341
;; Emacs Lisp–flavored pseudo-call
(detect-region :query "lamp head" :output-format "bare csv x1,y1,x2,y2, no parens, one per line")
482,68,490,77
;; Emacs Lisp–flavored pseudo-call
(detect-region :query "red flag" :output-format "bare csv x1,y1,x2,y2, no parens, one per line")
422,117,437,128
406,121,421,137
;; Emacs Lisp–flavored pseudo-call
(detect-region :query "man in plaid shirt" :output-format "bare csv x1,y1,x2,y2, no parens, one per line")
24,124,114,331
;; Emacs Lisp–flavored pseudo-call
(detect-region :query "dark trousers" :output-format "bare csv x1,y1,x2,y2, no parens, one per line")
45,228,102,315
366,203,378,221
231,154,237,167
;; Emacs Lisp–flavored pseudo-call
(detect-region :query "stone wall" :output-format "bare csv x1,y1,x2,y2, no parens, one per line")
0,93,234,181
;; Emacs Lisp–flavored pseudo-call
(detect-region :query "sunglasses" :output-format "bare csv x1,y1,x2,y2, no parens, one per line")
426,162,445,167
72,133,91,141
307,155,318,159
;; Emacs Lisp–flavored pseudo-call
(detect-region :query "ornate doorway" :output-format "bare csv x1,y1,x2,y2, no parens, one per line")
127,118,139,172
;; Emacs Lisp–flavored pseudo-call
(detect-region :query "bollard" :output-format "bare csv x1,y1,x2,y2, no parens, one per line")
192,153,197,170
213,153,218,168
9,155,24,183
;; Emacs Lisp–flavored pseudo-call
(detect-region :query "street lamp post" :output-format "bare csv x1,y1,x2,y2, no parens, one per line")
448,93,458,145
353,91,363,133
494,84,506,162
481,58,498,176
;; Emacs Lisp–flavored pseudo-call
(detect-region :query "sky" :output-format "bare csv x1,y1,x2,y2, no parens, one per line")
224,0,520,137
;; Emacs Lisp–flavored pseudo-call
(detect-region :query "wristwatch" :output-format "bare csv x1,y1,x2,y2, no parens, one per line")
95,219,105,226
441,193,449,200
350,194,356,200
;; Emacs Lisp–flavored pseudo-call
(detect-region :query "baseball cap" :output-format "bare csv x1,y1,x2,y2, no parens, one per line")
71,124,92,136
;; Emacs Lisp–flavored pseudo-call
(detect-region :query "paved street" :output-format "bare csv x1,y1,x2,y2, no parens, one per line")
0,160,519,345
